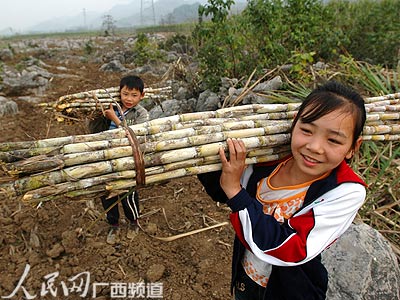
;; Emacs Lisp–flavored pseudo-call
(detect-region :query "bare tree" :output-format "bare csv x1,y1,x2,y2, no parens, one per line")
102,14,116,36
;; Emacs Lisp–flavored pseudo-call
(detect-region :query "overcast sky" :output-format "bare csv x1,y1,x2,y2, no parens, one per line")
0,0,133,31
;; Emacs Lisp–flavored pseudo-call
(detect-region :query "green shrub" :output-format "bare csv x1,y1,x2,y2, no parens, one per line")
132,33,164,66
193,0,399,89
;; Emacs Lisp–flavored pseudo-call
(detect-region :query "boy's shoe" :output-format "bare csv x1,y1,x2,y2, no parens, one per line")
106,225,120,245
127,222,139,240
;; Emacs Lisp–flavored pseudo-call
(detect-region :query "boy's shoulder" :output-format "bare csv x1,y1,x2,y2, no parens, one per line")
134,104,149,113
125,104,149,125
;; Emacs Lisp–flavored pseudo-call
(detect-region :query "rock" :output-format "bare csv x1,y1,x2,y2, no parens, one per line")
99,60,126,73
175,86,191,101
29,230,41,249
61,230,80,254
45,243,65,258
0,48,14,61
130,64,152,74
146,264,165,282
17,96,43,104
149,98,196,119
145,223,158,235
252,76,282,93
322,222,400,300
28,252,42,267
0,96,18,117
1,65,52,96
196,90,221,112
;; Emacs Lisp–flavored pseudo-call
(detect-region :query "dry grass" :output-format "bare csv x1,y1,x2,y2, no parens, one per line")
353,141,400,260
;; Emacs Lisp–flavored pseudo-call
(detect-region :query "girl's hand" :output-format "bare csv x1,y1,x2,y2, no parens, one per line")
219,138,247,199
104,104,120,126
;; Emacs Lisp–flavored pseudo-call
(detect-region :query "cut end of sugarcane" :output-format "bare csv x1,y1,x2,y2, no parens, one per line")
22,194,33,202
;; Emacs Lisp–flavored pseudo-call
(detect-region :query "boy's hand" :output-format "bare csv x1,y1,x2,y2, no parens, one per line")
104,104,120,126
219,138,247,199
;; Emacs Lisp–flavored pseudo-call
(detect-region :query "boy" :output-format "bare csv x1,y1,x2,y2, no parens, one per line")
89,75,149,244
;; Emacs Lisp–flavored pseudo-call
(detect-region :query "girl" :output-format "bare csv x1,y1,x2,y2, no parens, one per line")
198,81,367,299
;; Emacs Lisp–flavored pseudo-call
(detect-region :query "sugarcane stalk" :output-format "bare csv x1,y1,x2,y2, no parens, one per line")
5,101,400,152
106,152,289,192
3,117,398,169
21,149,290,204
2,116,400,174
49,87,400,124
8,125,400,186
1,120,291,170
2,95,400,204
364,92,400,103
6,138,291,200
57,86,171,101
4,102,400,155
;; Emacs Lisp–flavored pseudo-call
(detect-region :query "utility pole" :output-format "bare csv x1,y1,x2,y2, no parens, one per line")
151,0,156,25
83,8,87,30
140,0,144,26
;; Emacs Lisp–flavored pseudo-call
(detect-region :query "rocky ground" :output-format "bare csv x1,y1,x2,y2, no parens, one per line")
0,35,234,299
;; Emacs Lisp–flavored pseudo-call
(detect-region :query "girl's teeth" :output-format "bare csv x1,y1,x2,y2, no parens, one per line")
305,156,318,163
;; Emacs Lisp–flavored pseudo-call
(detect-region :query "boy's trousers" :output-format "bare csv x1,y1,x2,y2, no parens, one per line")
101,191,140,226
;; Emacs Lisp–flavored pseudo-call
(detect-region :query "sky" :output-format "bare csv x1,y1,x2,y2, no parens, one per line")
0,0,133,31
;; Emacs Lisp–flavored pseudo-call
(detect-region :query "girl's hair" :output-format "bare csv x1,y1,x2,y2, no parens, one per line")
119,75,144,93
291,81,366,148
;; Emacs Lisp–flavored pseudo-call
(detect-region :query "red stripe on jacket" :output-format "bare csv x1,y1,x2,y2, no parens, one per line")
230,212,251,251
265,210,315,262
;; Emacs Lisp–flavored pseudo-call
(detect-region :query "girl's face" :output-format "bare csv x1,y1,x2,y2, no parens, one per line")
120,86,144,110
290,109,362,182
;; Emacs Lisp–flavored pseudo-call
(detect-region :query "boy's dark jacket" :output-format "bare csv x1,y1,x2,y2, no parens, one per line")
197,159,366,300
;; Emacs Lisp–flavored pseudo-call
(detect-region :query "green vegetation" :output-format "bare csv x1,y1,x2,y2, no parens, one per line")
193,0,399,90
132,33,165,65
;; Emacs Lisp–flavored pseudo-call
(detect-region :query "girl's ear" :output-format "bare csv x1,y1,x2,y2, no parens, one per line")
346,136,363,159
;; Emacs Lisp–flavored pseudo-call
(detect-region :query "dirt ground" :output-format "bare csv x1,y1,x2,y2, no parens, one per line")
0,41,234,299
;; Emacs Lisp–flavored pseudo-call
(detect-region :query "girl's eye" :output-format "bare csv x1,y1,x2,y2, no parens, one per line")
300,127,312,134
328,138,342,145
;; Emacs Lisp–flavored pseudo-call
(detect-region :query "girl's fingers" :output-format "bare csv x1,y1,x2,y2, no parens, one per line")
227,138,236,157
219,146,227,164
220,138,247,164
228,138,247,160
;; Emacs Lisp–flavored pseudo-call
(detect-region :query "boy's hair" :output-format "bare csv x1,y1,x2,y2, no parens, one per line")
291,80,366,148
119,75,144,93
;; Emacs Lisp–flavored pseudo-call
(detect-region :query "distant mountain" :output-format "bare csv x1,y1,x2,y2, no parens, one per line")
159,1,247,25
117,0,209,27
0,0,246,36
27,10,101,33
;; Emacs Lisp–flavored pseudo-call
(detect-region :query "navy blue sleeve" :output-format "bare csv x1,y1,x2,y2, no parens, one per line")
197,171,229,204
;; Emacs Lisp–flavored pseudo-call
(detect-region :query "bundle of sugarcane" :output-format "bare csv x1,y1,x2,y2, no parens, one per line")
1,92,400,205
39,85,172,122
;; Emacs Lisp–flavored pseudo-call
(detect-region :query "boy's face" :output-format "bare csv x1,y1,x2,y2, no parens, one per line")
120,86,144,110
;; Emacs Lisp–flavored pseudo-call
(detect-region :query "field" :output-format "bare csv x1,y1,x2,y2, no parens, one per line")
1,31,399,299
0,35,233,299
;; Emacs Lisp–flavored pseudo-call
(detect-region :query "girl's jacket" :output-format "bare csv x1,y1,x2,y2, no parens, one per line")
197,158,366,300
